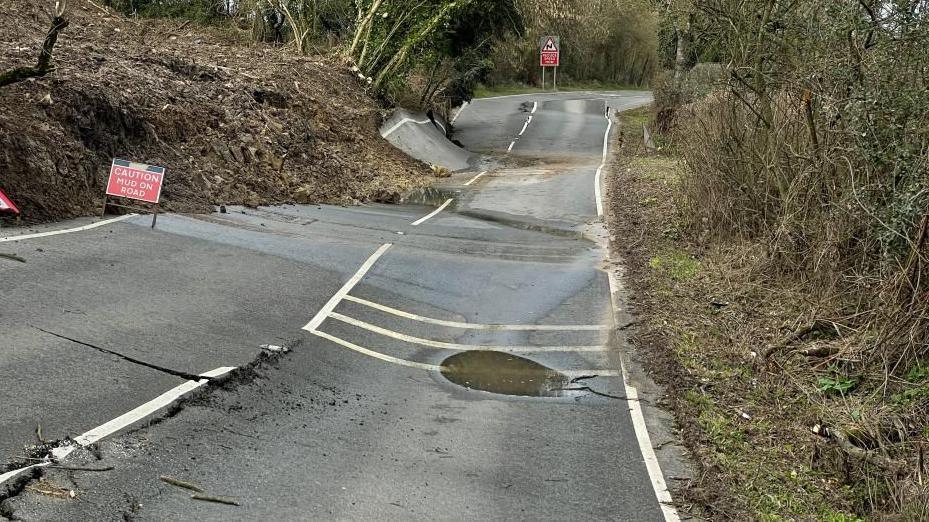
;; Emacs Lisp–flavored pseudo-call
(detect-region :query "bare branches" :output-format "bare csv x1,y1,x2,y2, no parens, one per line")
0,1,70,87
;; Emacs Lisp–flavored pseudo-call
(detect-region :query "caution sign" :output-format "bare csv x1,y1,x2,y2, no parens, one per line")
106,159,165,204
0,187,19,214
540,36,560,67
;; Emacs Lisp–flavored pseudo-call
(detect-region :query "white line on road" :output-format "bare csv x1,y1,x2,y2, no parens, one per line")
606,270,680,521
451,101,469,124
302,243,393,331
309,328,618,377
329,312,604,353
463,171,488,186
531,101,538,114
594,106,614,217
0,214,136,244
506,140,516,153
410,198,453,226
309,329,442,371
343,295,607,331
381,117,433,138
0,366,236,487
518,116,533,136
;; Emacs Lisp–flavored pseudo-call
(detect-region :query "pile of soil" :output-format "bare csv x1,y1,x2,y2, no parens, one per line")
0,0,431,224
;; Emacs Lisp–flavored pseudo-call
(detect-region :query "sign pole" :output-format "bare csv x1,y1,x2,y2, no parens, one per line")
542,67,546,90
554,67,558,91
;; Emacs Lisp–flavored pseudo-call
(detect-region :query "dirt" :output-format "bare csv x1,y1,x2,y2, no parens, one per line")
0,0,432,224
604,109,883,520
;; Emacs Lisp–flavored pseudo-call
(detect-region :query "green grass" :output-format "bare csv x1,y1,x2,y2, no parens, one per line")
473,81,648,98
648,250,700,281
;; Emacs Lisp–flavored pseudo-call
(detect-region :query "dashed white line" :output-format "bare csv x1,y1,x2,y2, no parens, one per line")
594,104,614,217
506,141,516,153
302,243,393,332
343,295,607,331
518,116,533,136
531,101,539,114
329,312,604,353
410,198,453,226
464,171,488,186
0,366,236,487
0,214,136,244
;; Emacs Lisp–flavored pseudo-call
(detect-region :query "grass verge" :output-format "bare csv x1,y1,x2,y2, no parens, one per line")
605,106,912,520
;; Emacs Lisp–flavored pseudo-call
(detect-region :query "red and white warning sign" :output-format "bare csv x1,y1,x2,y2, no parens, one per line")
106,159,165,204
540,36,560,67
0,187,19,214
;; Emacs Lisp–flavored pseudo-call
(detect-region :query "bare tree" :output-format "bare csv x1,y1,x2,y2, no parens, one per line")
0,1,70,87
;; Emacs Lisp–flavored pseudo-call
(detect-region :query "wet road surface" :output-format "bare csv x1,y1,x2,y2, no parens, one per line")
0,91,681,520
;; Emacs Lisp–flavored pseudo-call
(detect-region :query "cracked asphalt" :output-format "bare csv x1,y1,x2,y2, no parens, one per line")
0,91,687,520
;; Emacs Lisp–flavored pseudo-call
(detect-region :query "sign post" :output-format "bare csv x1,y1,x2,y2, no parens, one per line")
103,159,166,228
539,35,560,91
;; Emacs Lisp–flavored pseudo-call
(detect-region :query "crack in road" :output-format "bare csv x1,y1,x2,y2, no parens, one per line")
32,327,208,382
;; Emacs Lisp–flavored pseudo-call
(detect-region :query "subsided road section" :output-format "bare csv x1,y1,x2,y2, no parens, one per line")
0,90,687,521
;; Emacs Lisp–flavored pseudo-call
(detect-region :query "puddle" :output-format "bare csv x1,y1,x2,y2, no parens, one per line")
440,351,572,397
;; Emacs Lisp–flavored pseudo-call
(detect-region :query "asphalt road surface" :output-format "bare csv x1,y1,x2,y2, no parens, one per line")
0,91,682,521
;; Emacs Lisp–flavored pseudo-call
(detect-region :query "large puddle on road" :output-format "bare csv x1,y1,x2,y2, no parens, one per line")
440,351,572,397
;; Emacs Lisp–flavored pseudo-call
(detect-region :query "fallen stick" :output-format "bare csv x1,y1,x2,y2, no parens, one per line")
160,475,205,493
812,424,904,474
191,493,240,506
48,465,114,472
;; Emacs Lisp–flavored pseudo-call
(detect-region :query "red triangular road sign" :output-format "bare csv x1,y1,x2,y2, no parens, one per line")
542,37,558,52
0,187,20,214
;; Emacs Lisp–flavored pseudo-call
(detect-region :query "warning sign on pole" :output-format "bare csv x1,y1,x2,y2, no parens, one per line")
0,187,19,214
540,36,560,67
106,159,165,204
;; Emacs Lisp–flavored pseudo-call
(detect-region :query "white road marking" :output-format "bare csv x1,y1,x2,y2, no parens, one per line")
381,117,432,138
518,116,533,135
531,101,539,114
594,106,614,217
463,171,488,186
506,140,516,153
309,329,617,377
302,243,393,331
0,366,236,487
309,329,441,371
562,369,620,378
410,198,453,226
607,270,680,521
343,295,607,331
328,312,604,352
0,214,136,244
451,101,469,124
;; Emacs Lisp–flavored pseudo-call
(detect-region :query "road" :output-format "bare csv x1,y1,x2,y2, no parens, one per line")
0,90,682,520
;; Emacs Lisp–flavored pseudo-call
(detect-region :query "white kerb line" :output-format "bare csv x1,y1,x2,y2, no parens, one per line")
451,101,469,124
0,366,236,487
381,117,432,138
410,198,453,226
302,242,393,332
607,269,680,522
464,171,488,186
594,105,614,217
0,214,136,243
